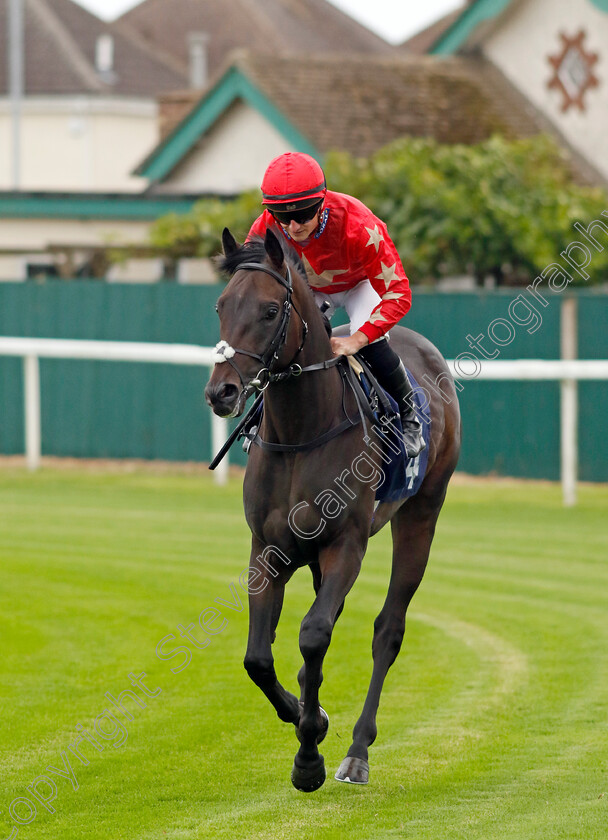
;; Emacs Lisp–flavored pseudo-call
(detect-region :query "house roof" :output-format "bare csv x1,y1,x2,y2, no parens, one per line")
429,0,513,55
426,0,608,56
118,0,393,76
426,0,608,54
136,51,551,182
400,5,468,54
0,0,187,97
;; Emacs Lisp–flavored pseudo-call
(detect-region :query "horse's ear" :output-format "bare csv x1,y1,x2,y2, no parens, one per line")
222,227,239,256
264,229,284,271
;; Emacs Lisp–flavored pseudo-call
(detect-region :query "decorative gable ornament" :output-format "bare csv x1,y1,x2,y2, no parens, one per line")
547,30,600,112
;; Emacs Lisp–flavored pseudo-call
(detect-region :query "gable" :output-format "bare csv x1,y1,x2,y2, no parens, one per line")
430,0,513,54
153,100,300,194
432,0,608,55
480,0,608,182
427,0,608,184
135,67,318,183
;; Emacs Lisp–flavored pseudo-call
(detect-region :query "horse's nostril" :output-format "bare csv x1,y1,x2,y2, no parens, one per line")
219,383,238,402
205,381,239,408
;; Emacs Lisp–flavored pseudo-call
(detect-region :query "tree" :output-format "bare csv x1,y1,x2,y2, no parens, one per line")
149,191,261,265
325,134,608,286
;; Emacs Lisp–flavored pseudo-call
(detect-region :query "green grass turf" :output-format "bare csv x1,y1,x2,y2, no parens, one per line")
0,467,607,840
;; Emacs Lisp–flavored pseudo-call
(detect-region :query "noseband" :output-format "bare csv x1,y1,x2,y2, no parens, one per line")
213,262,309,400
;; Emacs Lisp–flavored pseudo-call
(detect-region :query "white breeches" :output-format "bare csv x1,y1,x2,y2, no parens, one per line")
313,279,382,336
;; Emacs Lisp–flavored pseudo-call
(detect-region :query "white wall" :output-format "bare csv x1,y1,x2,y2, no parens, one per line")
106,259,165,283
0,220,223,283
483,0,608,180
156,99,297,194
0,97,158,191
0,255,26,281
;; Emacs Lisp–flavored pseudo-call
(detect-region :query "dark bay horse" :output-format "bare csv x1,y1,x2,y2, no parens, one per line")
205,228,461,791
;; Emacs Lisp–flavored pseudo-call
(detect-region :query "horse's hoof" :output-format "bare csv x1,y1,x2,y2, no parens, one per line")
291,756,326,792
334,756,369,785
295,704,329,745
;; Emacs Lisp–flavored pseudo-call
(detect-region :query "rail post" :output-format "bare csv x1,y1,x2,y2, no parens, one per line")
24,354,41,471
211,414,229,486
560,298,578,507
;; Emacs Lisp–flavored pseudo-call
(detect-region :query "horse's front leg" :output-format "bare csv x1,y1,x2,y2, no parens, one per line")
292,537,364,792
243,540,300,726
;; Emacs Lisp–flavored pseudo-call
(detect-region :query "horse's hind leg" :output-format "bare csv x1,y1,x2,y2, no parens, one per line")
336,496,443,785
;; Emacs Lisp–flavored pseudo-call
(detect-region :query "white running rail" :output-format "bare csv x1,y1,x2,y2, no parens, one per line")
0,337,229,486
0,337,607,503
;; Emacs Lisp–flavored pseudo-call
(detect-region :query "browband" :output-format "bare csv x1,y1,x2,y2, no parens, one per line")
235,262,292,291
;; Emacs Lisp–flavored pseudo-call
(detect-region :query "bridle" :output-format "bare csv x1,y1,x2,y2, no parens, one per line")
212,261,311,412
210,258,367,456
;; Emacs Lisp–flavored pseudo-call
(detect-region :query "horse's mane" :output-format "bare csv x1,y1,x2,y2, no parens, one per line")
218,234,307,284
218,233,332,337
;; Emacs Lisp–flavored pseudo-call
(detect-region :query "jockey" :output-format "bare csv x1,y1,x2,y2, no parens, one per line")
248,151,425,459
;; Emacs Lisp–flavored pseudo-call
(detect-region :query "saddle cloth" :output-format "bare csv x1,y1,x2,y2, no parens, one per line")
358,367,431,504
239,364,431,504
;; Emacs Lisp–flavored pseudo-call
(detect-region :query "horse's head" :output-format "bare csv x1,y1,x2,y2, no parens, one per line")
205,227,311,418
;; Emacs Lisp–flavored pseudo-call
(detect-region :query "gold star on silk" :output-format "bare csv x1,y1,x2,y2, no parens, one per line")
365,225,384,252
375,262,400,291
381,291,404,301
369,310,388,325
301,255,348,289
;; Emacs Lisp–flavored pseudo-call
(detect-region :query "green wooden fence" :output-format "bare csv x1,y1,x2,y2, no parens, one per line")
0,283,606,480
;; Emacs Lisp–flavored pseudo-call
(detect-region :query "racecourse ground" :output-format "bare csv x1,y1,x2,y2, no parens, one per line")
0,466,607,840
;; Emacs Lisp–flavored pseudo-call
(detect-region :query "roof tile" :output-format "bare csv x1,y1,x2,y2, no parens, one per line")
152,50,601,185
119,0,393,75
0,0,187,96
235,52,548,157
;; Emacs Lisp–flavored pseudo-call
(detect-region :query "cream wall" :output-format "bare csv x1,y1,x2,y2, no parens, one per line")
0,218,151,251
156,99,297,194
0,215,154,281
0,217,153,280
0,97,158,191
483,0,608,180
0,220,218,283
0,255,26,281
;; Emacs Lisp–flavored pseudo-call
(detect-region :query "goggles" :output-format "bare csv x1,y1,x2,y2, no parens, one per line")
268,201,322,226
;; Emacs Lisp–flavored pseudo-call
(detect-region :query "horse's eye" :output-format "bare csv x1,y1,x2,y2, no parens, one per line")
214,304,219,313
265,307,279,320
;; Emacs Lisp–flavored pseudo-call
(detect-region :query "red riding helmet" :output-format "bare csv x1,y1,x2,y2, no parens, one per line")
261,152,326,211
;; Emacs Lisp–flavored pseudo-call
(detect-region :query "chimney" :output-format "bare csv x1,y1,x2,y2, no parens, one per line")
96,34,114,75
188,32,209,89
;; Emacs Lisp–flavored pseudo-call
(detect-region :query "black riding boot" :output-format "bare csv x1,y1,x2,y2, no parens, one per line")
359,340,426,459
381,360,426,458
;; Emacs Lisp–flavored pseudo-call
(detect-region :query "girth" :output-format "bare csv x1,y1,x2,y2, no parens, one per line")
245,360,373,455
